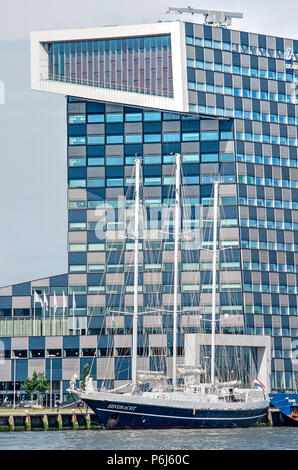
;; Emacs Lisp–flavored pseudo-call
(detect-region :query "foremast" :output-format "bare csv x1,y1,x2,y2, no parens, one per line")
172,153,181,390
132,157,141,391
211,181,219,386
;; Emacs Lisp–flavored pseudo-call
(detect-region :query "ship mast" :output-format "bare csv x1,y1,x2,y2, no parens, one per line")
172,153,181,390
132,157,141,391
211,181,219,386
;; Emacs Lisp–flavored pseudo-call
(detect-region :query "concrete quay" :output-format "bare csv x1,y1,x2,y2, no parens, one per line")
0,407,102,431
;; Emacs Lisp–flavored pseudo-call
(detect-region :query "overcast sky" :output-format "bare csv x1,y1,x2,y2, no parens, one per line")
0,0,297,287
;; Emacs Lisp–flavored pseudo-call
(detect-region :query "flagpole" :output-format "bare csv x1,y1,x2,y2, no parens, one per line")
72,293,75,336
43,291,46,336
62,305,65,335
62,291,66,335
53,291,56,336
33,301,36,336
43,302,45,336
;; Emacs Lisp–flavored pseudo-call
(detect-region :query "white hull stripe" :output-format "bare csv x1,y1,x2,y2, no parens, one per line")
96,407,267,421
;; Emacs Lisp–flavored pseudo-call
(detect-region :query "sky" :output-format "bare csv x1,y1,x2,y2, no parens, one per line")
0,0,297,287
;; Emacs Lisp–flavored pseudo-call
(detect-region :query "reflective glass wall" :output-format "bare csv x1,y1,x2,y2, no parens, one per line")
45,35,173,98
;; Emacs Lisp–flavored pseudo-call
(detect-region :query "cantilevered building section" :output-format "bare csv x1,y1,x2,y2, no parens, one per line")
31,22,188,112
0,12,298,403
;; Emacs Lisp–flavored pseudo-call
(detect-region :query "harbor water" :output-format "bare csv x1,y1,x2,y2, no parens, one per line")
0,427,297,450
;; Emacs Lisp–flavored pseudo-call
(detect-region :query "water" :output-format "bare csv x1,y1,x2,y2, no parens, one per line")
0,427,297,450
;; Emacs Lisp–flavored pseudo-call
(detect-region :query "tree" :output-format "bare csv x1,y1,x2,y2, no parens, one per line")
22,371,39,401
36,372,49,403
80,364,92,391
22,371,49,405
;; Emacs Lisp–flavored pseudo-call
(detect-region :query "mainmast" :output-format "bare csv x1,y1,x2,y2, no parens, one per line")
132,158,141,391
211,181,219,386
172,153,181,390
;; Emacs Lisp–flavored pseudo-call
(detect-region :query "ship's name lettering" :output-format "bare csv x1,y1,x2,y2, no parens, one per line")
108,404,137,411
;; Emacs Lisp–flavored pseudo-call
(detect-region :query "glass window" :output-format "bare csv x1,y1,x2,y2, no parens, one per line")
144,177,161,186
69,179,86,188
201,153,218,162
106,156,123,165
163,155,176,164
201,131,219,141
87,136,104,144
88,264,105,272
125,135,142,143
88,158,104,166
69,243,87,251
144,112,161,121
69,265,86,272
220,153,234,161
69,222,87,231
87,178,105,187
69,115,86,124
163,177,175,185
69,158,86,166
69,201,87,209
144,134,161,143
69,137,86,145
221,196,236,205
182,133,199,141
125,156,143,165
106,113,123,122
106,135,123,144
144,155,161,164
182,154,199,163
87,114,104,123
125,113,142,122
106,178,123,187
220,131,233,140
88,243,105,251
183,176,200,185
163,112,180,120
163,133,180,142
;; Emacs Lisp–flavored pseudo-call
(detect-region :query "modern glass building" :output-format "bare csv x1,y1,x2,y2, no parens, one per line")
1,15,298,403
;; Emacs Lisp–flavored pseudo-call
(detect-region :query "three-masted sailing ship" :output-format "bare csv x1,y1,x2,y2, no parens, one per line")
68,154,269,429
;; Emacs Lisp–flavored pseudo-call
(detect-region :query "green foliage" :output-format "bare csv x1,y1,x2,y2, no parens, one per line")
36,372,49,399
22,371,39,400
22,370,49,402
80,363,92,391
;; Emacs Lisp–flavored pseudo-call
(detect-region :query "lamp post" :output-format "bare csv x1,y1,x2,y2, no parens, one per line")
48,354,55,411
13,357,16,409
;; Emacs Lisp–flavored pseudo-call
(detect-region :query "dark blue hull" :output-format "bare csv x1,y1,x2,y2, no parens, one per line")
269,393,298,426
83,398,268,430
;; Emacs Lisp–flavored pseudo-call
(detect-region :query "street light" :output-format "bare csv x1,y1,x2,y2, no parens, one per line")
48,354,56,411
13,356,16,409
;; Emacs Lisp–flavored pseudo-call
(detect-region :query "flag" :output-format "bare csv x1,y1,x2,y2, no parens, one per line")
253,377,265,391
72,293,76,310
53,291,57,315
43,291,48,311
62,291,67,315
34,291,43,307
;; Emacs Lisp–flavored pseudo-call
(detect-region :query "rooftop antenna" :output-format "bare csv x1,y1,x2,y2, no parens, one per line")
166,6,243,28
